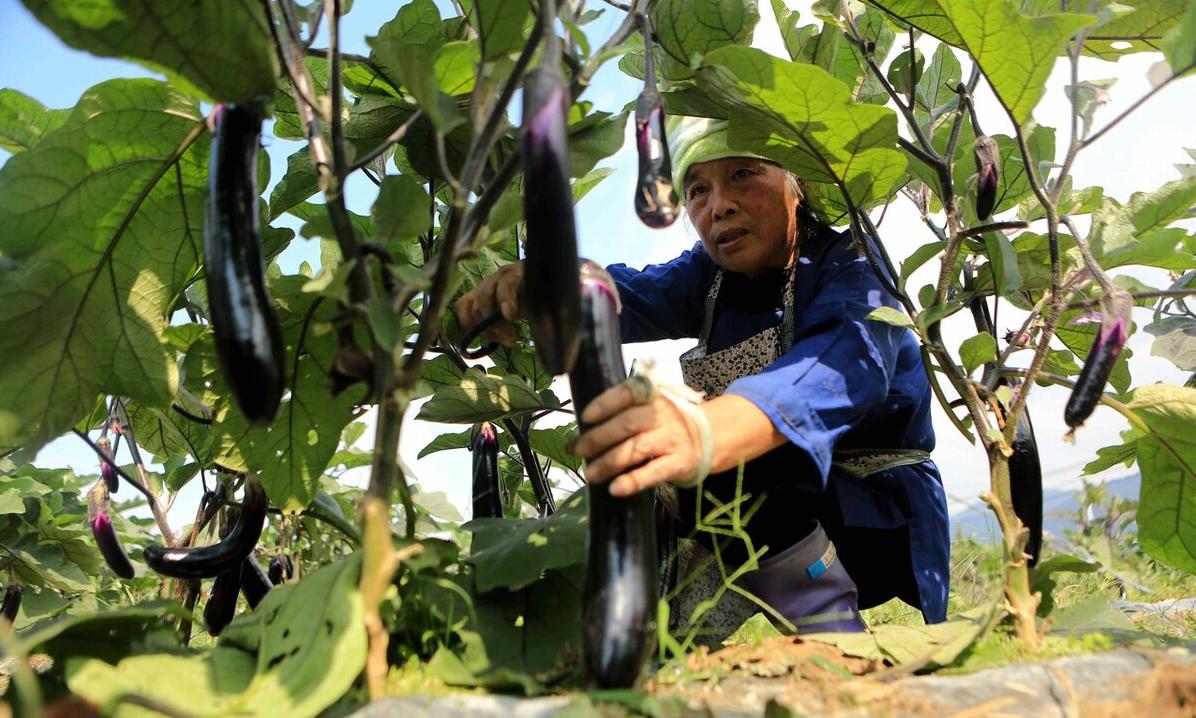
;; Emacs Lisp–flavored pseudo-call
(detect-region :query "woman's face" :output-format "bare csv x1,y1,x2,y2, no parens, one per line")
684,157,800,276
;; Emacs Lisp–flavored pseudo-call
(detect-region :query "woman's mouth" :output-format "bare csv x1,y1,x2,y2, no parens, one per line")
715,228,749,248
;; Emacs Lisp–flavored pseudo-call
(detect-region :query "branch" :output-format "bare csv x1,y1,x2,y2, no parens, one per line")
350,110,424,175
72,428,175,545
1067,288,1196,310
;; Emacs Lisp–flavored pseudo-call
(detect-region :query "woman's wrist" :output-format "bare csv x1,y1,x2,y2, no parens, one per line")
701,394,787,476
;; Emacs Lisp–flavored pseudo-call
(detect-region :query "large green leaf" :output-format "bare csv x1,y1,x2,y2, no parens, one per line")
0,79,207,454
939,0,1092,124
1089,0,1191,61
372,174,432,240
650,0,760,67
696,45,907,212
1088,175,1196,270
67,555,366,718
1127,384,1196,572
0,89,68,153
417,368,559,424
1161,1,1196,75
21,0,277,104
471,0,532,61
463,490,587,593
1146,316,1196,372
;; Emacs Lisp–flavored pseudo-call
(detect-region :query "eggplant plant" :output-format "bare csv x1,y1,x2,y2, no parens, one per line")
1,0,1196,713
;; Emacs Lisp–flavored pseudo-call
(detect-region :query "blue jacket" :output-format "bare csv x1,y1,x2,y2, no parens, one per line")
606,227,950,623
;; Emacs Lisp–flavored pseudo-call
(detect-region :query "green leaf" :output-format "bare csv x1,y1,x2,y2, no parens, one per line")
464,490,587,593
770,0,818,62
697,46,907,213
723,612,783,645
0,89,68,153
372,174,432,240
900,240,947,285
1028,553,1100,617
1082,438,1139,475
981,230,1022,297
569,111,628,178
1126,384,1196,573
417,427,475,458
1146,316,1196,371
270,148,320,221
959,332,997,376
528,425,583,473
368,0,460,131
914,43,961,133
435,41,482,96
1083,1,1190,60
124,401,213,466
471,0,532,60
1162,1,1196,75
1089,175,1196,270
941,0,1093,123
67,556,366,718
418,368,557,424
21,0,277,104
650,0,760,66
808,606,990,669
0,79,207,454
19,601,188,661
867,306,914,330
1056,309,1133,393
861,1,964,46
915,300,962,333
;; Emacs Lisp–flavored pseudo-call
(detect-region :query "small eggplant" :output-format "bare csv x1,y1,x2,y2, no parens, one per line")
204,102,286,424
204,563,242,637
96,436,119,493
567,260,657,688
519,63,582,375
267,555,293,585
143,478,268,579
633,92,680,228
471,422,504,519
972,135,999,220
2,584,21,623
240,555,273,609
92,509,136,579
1064,298,1130,430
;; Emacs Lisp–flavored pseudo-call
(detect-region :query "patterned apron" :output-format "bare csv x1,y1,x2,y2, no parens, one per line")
664,262,928,643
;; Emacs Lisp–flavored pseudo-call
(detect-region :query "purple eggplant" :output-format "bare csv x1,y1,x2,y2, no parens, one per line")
91,510,136,579
267,555,293,585
204,563,242,637
240,555,272,608
97,436,119,493
1064,303,1129,429
973,135,999,220
2,584,21,623
1006,401,1043,567
471,422,504,519
634,97,680,228
143,478,268,579
204,102,286,424
520,60,582,375
567,260,657,688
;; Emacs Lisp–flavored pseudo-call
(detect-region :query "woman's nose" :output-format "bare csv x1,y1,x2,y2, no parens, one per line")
711,187,737,221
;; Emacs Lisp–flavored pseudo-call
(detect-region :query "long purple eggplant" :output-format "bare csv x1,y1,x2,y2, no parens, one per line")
471,422,503,519
88,485,135,579
204,563,242,637
1064,308,1129,429
97,436,119,493
268,555,293,585
240,555,272,608
204,102,286,424
1007,404,1043,567
143,478,267,579
519,26,581,375
567,260,657,688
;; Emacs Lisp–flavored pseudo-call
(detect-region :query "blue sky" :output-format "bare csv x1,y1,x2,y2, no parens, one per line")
3,0,1194,529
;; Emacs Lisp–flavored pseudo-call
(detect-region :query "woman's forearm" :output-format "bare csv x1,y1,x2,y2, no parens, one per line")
701,394,788,475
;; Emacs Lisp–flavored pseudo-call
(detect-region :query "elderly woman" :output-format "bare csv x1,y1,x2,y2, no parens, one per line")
457,118,949,633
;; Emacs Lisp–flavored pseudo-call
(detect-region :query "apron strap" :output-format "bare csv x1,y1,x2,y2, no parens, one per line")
697,269,723,347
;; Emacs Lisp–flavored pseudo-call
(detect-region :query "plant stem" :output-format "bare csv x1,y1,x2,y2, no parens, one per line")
1081,62,1196,149
1068,288,1196,310
958,220,1029,239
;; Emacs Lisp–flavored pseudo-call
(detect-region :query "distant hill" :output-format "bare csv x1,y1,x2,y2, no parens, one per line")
950,473,1141,542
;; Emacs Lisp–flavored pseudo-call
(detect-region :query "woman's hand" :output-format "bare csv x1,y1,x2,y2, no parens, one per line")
455,262,524,347
567,382,706,497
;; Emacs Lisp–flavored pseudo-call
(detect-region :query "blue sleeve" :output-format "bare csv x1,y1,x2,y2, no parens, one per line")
606,243,715,343
724,247,908,485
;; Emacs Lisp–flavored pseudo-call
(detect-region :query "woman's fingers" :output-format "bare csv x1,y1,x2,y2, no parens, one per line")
569,404,656,459
582,428,659,485
579,382,642,425
609,456,688,497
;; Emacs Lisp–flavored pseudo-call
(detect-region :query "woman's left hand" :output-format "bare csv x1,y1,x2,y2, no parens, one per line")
567,382,706,497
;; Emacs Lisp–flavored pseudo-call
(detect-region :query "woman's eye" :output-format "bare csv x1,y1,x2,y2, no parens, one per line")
687,185,708,200
732,167,755,180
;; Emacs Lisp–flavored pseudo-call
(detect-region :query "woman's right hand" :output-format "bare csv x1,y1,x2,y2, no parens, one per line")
455,261,525,347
